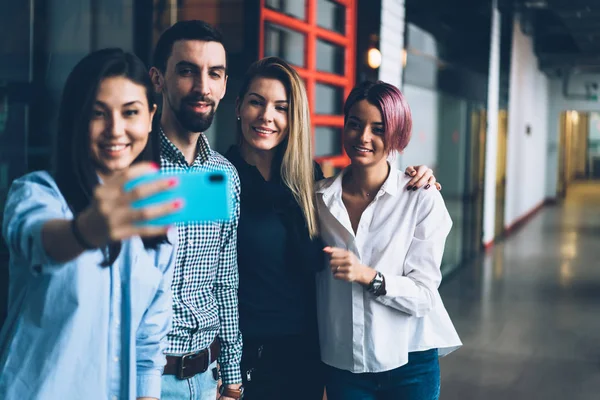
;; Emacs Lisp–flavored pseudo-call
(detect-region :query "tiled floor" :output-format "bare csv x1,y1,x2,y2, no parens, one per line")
438,181,600,400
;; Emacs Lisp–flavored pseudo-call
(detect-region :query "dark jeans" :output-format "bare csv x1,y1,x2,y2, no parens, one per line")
241,334,325,400
325,349,440,400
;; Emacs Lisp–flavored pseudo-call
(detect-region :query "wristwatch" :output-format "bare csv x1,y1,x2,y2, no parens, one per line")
366,271,386,296
219,385,244,399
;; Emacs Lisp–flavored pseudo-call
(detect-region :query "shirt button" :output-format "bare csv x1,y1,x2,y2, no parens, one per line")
187,239,193,246
113,356,119,362
112,396,118,400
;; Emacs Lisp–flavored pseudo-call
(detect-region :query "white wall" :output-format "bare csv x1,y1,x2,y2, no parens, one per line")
505,16,549,226
546,74,600,198
482,4,501,245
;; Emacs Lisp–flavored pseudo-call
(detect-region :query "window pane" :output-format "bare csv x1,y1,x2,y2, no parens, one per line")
315,83,344,115
264,23,305,67
315,126,342,157
317,0,345,34
316,39,344,74
265,0,306,21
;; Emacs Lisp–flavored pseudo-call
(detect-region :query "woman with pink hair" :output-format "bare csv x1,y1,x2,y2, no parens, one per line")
315,81,461,400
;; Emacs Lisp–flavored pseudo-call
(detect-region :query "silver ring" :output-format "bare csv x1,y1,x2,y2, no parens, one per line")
336,266,340,272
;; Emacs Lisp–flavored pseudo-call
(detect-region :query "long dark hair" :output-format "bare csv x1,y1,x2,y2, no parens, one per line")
54,48,166,265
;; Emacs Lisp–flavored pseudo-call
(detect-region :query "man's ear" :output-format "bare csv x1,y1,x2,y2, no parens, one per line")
149,67,164,94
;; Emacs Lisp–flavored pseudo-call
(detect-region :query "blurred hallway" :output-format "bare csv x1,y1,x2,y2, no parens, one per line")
439,181,600,399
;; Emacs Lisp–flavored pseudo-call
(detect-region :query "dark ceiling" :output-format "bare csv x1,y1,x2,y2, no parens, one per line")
405,0,600,76
523,0,600,73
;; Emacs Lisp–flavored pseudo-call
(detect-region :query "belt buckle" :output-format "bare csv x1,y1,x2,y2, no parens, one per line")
177,348,210,380
178,351,200,380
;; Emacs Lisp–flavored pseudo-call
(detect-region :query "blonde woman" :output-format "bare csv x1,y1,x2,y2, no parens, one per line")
224,57,437,400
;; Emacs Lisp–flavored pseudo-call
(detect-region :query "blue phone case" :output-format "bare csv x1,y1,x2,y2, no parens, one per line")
124,170,232,226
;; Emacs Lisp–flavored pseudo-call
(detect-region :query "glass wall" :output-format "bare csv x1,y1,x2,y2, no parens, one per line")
401,23,488,276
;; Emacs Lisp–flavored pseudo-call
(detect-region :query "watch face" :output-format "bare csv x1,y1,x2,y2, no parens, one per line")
369,272,385,295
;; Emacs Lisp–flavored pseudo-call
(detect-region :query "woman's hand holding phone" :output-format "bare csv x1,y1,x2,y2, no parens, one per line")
76,162,180,247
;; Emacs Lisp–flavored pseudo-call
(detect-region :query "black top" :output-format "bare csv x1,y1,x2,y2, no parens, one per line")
225,145,325,337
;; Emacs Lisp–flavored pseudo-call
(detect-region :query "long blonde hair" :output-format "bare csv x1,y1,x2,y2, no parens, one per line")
237,57,318,238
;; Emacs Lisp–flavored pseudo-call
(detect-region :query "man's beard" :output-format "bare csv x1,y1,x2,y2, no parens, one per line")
171,94,217,133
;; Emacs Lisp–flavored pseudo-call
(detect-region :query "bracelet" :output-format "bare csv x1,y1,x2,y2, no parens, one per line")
71,215,96,250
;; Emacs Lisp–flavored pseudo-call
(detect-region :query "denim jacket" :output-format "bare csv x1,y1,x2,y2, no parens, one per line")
0,171,176,399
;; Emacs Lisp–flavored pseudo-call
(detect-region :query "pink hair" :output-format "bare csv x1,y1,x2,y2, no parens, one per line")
343,81,412,152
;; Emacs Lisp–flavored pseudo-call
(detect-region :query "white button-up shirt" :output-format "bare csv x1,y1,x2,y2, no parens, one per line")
315,166,461,373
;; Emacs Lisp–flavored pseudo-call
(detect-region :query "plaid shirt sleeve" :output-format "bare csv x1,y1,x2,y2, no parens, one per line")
215,169,243,385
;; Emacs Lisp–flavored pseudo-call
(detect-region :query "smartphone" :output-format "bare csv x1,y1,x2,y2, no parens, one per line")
124,170,232,226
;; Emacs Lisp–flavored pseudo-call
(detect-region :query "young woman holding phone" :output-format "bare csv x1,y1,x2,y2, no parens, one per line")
0,48,179,400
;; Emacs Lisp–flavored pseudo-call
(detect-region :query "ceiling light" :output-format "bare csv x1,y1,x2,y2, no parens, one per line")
367,48,382,69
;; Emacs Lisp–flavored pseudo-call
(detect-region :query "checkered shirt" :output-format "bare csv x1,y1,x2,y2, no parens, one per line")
160,128,242,384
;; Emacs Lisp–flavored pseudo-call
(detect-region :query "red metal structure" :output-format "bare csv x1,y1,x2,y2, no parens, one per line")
259,0,356,168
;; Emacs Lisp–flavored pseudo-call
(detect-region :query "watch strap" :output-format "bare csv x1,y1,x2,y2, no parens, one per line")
219,386,244,399
378,273,387,296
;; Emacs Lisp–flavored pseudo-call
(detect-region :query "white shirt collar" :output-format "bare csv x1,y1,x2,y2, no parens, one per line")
316,162,400,201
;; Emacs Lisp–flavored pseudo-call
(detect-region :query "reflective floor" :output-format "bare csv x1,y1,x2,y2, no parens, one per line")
439,181,600,400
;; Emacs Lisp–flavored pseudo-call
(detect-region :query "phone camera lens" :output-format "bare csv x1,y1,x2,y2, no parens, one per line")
209,173,225,183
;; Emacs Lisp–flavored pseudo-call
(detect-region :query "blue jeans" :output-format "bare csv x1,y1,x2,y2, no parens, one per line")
161,360,219,400
325,349,440,400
